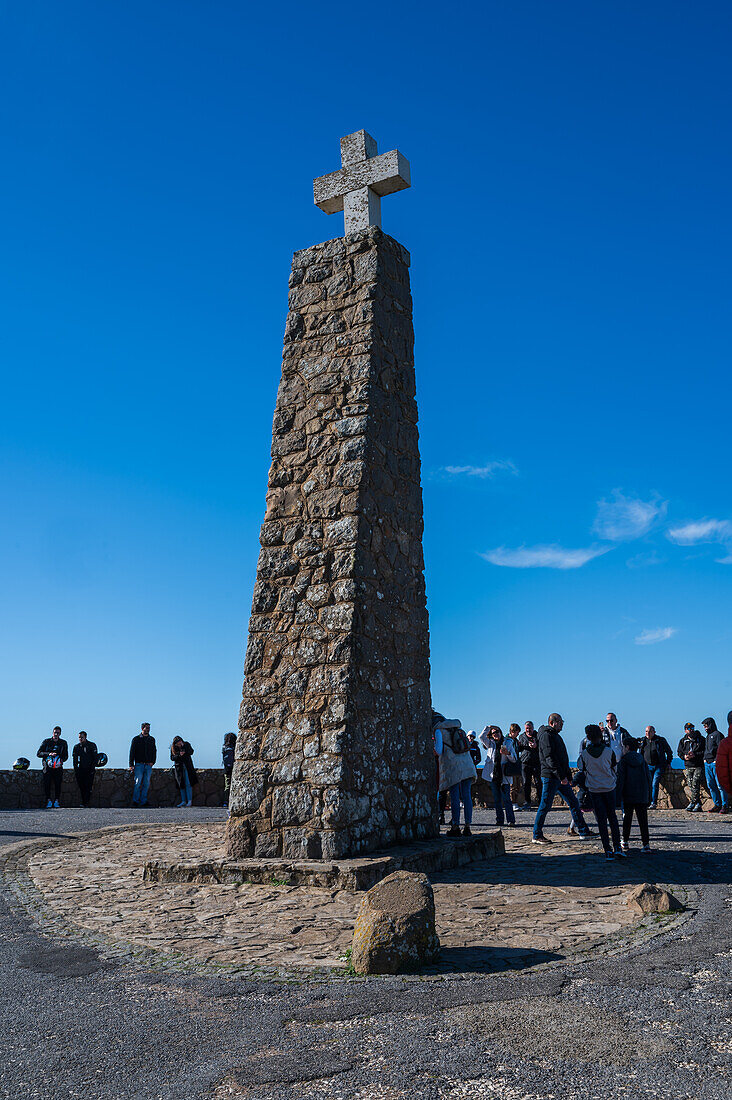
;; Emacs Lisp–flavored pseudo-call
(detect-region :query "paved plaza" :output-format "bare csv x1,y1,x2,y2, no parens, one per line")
1,806,731,1099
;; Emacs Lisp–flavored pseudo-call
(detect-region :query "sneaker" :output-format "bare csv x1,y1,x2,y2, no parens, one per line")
532,833,553,845
605,850,615,861
446,825,461,838
567,823,578,835
620,840,629,851
649,802,657,810
640,844,652,853
176,801,186,808
512,804,520,812
579,832,594,841
708,806,721,813
505,821,516,827
613,848,627,858
462,825,472,837
692,802,703,812
685,802,695,811
721,806,730,815
53,800,60,809
46,800,53,809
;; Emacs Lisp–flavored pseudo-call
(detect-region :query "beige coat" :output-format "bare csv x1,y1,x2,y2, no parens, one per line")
438,727,478,792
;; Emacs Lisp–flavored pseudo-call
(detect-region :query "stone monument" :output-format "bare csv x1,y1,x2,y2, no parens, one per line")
226,131,436,862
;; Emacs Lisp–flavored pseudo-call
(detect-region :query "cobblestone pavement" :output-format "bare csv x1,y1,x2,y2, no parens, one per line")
1,806,731,1099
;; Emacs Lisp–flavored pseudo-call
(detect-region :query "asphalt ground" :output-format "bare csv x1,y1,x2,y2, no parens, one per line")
1,805,731,1100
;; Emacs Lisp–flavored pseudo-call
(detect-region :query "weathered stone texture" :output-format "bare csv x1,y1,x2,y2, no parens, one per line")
0,768,225,809
227,226,434,861
350,870,440,974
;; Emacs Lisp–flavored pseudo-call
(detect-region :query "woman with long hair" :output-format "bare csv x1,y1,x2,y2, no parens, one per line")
170,736,197,807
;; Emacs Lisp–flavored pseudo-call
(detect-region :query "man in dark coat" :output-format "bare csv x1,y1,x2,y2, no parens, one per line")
532,713,592,844
702,717,728,813
677,722,705,811
517,721,541,809
72,730,98,807
129,722,157,806
37,726,68,808
640,725,673,809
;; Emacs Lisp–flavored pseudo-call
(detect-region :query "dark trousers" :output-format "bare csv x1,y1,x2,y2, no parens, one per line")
589,790,620,853
522,762,541,805
75,768,95,805
43,769,62,801
438,789,448,818
623,803,650,846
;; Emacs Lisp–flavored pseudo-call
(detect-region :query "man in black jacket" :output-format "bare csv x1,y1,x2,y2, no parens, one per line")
702,716,728,813
677,722,705,811
517,721,541,809
37,726,69,808
72,730,98,807
129,722,157,806
641,725,673,809
532,713,592,844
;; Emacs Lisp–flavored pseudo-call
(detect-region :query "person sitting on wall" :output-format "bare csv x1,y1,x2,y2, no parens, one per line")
72,730,98,807
37,726,68,809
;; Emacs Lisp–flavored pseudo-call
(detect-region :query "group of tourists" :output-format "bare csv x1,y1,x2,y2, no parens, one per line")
433,709,732,860
26,724,239,809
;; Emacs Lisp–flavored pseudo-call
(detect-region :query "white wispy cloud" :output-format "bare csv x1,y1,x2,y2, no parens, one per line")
635,626,677,646
666,519,732,545
439,460,518,480
593,490,667,542
626,550,664,569
480,544,610,570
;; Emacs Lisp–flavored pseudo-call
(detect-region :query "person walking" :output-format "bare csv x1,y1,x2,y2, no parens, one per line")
436,720,477,837
576,724,624,860
72,730,98,807
640,726,673,809
37,726,68,808
702,717,727,813
715,711,732,808
171,736,197,807
517,721,541,809
532,714,592,845
129,722,156,807
616,737,652,851
479,726,517,828
677,722,705,811
222,731,237,808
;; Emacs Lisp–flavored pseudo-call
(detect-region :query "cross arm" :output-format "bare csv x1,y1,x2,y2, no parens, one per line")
313,150,411,214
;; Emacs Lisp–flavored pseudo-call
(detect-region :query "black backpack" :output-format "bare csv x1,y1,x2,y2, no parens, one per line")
450,728,470,755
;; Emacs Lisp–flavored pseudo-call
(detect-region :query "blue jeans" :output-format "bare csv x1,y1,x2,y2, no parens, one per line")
490,779,515,825
534,776,588,838
449,779,472,826
133,763,152,805
648,765,663,805
179,771,193,804
589,790,620,853
705,762,726,809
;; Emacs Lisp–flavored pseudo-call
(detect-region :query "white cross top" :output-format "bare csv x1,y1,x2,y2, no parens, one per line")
313,130,411,235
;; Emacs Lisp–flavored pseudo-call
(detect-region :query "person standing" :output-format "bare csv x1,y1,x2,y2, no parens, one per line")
640,726,673,809
617,737,653,851
507,724,522,810
532,713,592,845
466,731,482,769
702,717,727,813
222,731,237,808
171,736,197,807
72,730,98,807
677,722,705,811
129,722,156,807
517,721,541,809
715,711,732,809
604,713,630,758
576,724,624,860
479,726,517,828
437,720,477,837
37,726,68,808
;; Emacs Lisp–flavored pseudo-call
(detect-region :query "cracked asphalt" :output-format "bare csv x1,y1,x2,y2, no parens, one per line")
1,806,730,1099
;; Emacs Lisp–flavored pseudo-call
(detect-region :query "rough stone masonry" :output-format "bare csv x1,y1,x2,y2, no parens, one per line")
226,223,435,861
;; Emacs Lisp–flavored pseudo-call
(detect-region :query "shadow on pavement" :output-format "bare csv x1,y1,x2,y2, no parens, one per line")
434,945,563,973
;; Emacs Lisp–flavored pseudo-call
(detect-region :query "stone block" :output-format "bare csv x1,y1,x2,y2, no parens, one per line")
350,870,440,974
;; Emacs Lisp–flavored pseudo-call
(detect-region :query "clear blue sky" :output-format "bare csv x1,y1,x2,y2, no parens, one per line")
2,1,731,767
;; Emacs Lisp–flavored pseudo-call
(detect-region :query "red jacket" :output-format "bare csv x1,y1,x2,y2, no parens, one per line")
716,733,732,795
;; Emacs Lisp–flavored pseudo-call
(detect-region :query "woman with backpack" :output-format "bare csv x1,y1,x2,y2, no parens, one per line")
170,736,198,807
436,720,477,838
479,725,518,827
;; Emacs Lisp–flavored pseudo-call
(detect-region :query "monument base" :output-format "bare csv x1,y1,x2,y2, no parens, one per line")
144,830,505,893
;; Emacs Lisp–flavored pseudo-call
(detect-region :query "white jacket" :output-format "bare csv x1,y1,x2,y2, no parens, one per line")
478,729,517,785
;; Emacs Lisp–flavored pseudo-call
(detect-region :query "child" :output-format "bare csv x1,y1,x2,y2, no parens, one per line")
616,737,652,852
222,731,237,808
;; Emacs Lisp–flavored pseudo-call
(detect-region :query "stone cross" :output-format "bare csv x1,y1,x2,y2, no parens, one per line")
313,130,411,235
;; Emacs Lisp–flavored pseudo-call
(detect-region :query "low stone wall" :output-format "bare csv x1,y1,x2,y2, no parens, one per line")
472,767,712,811
0,768,226,810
